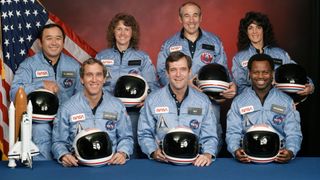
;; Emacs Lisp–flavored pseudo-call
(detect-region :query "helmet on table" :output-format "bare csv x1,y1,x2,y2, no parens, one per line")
114,74,149,107
242,124,281,163
27,89,59,123
162,127,199,165
73,128,113,167
196,63,230,100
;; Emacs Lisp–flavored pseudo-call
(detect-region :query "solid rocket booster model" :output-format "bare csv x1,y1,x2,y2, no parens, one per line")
8,87,39,168
14,87,27,142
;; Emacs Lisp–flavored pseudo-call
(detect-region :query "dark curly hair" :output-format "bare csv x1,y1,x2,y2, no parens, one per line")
237,11,277,51
106,13,140,49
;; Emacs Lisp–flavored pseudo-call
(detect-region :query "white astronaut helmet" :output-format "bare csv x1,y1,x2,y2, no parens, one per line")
27,89,59,123
73,128,113,167
161,127,199,165
114,74,149,107
242,124,281,163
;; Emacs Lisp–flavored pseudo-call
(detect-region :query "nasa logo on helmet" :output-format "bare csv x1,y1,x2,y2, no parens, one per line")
196,63,230,100
114,74,149,107
242,124,281,163
161,127,199,165
73,128,113,167
27,89,59,123
275,63,308,104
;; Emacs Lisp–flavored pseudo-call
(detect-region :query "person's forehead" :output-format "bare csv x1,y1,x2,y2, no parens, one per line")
85,63,103,72
43,27,63,35
169,57,188,68
181,4,201,14
252,60,272,69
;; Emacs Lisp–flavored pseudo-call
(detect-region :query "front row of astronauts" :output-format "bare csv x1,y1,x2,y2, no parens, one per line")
13,51,305,167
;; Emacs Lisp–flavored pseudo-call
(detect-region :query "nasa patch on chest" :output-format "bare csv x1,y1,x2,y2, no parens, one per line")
169,45,182,52
36,70,49,77
70,113,86,122
101,59,114,66
239,105,254,115
155,106,169,114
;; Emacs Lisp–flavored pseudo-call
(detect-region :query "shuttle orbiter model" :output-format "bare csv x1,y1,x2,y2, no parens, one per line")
8,87,39,168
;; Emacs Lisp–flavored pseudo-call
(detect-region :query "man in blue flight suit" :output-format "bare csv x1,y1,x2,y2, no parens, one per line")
10,24,82,160
138,51,219,167
226,54,302,163
52,58,133,167
156,2,236,153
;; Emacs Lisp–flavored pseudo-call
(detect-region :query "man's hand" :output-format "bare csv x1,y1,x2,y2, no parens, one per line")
235,148,250,163
60,153,79,167
296,83,314,96
193,153,213,167
151,148,168,163
109,151,127,165
189,75,202,92
275,149,293,163
221,82,236,99
43,80,59,93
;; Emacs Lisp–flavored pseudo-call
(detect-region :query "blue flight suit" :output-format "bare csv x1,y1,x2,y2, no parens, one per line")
10,51,82,160
95,47,159,158
52,91,133,162
226,87,302,157
156,29,227,150
138,85,219,158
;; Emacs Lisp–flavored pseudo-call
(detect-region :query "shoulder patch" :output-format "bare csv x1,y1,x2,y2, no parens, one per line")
241,60,248,68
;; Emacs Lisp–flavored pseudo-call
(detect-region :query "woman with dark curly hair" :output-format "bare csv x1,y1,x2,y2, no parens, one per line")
95,13,159,159
232,11,314,95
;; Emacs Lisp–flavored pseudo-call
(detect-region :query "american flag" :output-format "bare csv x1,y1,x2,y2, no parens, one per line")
0,0,97,159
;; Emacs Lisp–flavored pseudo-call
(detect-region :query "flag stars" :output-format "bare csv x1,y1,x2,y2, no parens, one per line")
4,39,10,46
26,23,31,29
5,52,10,60
26,35,32,42
14,0,20,3
7,0,13,4
18,23,22,30
19,49,26,56
36,21,41,28
8,11,14,18
16,10,21,17
0,0,6,5
25,9,31,16
33,10,38,16
1,12,8,19
23,0,28,4
3,25,9,32
19,37,25,44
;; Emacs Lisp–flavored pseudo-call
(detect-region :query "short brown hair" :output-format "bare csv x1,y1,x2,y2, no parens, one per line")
80,58,107,78
165,51,192,71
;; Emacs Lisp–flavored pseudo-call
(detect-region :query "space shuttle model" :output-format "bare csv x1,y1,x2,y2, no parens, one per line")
8,87,39,168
